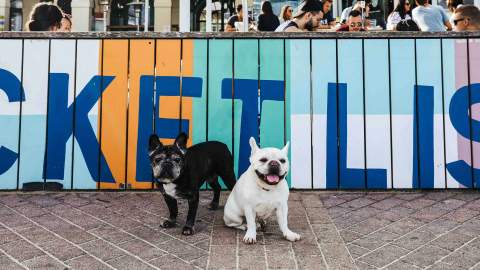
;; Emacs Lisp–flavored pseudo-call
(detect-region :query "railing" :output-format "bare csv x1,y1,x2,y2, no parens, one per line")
0,31,479,190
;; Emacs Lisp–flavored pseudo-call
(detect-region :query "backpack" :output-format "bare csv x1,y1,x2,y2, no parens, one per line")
395,19,420,31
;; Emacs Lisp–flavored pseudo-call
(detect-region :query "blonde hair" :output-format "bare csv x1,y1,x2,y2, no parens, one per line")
279,5,292,22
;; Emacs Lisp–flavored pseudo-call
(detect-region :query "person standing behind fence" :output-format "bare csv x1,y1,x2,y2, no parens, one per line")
451,5,480,31
257,1,280,31
59,13,72,32
386,0,413,30
279,5,293,23
275,0,323,32
412,0,452,31
225,4,253,32
26,2,63,31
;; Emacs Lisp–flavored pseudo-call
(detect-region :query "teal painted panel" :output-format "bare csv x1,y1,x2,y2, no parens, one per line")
312,39,336,189
259,39,285,150
208,39,233,188
72,40,102,189
285,40,292,187
364,39,392,189
46,39,76,190
338,39,365,189
18,40,50,189
390,39,416,188
233,39,258,178
416,39,446,189
192,40,208,190
0,40,22,189
289,39,311,189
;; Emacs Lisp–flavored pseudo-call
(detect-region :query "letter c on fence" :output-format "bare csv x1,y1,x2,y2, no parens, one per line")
0,68,25,175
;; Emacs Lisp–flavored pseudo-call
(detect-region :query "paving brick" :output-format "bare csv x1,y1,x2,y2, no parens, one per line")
348,217,392,235
237,255,267,270
320,243,356,269
340,198,376,210
266,252,296,269
0,229,20,245
107,255,156,270
40,239,85,262
355,260,377,269
441,248,480,268
13,205,47,218
157,239,207,261
0,214,34,230
371,198,405,210
384,261,419,270
118,239,166,261
384,218,425,235
150,254,196,270
16,226,58,245
423,219,460,235
0,255,25,270
431,231,474,251
339,229,362,243
444,208,479,223
347,244,370,259
401,244,450,268
359,244,409,268
402,198,436,210
208,245,236,269
429,262,464,270
66,255,111,270
80,239,126,261
353,230,399,250
411,206,449,222
127,225,172,245
393,229,437,251
23,255,67,270
295,255,327,270
0,240,45,262
393,193,424,201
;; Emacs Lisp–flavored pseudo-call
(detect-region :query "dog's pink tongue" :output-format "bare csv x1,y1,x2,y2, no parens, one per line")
266,175,279,183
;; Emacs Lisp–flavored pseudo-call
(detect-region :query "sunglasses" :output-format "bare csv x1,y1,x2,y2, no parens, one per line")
288,9,293,12
453,17,466,25
350,22,363,27
405,2,410,5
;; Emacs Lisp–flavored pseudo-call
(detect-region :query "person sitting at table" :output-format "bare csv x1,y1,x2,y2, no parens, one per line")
317,0,336,29
275,0,323,32
387,0,413,30
225,4,253,32
340,0,371,23
336,9,367,31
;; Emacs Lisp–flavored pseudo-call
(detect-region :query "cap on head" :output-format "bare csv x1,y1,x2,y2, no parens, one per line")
293,0,323,18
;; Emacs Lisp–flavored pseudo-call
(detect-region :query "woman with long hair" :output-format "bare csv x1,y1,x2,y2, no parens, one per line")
257,1,280,31
386,0,413,30
26,2,63,31
278,5,293,23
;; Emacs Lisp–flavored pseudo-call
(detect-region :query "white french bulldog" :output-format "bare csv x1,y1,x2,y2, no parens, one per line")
223,137,301,244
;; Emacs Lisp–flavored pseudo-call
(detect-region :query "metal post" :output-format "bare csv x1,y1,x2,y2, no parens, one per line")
206,0,212,32
144,0,149,32
241,0,247,32
180,0,191,31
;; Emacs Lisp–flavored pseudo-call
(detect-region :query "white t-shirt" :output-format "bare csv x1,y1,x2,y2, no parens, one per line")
412,5,450,31
387,12,412,30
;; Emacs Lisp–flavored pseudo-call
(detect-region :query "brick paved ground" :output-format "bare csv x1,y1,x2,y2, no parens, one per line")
0,191,479,269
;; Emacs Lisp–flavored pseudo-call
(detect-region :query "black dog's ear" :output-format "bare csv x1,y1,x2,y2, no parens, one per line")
149,134,163,152
174,132,188,153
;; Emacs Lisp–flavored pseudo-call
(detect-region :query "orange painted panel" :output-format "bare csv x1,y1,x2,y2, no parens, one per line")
182,40,194,147
100,40,129,189
156,40,181,145
127,40,155,189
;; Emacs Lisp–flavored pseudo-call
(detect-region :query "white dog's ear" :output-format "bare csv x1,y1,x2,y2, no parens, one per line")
282,141,290,155
249,137,259,155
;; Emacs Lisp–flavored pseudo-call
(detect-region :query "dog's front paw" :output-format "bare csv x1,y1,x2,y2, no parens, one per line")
160,219,176,228
207,201,219,210
243,230,257,244
182,226,194,235
284,230,301,242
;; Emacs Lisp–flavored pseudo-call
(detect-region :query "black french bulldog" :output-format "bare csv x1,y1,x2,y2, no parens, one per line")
148,133,236,235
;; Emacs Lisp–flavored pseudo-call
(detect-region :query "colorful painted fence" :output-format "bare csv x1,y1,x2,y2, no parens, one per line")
0,33,480,190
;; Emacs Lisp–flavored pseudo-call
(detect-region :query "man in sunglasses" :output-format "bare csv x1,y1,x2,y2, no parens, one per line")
337,10,366,31
275,0,323,32
451,5,480,31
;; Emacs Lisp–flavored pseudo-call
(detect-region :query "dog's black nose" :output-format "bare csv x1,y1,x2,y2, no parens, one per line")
269,160,280,168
